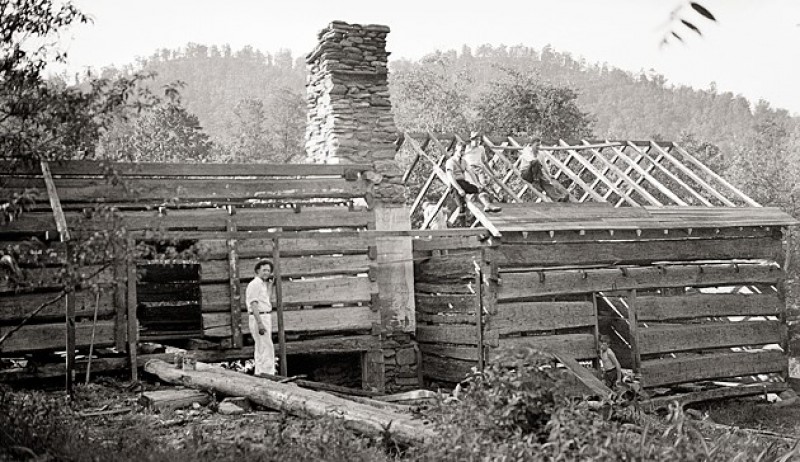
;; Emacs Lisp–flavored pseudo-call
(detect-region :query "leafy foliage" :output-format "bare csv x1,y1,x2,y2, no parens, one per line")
475,68,593,139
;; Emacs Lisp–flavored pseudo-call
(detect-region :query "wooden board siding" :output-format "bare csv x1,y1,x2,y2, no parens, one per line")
487,333,597,361
197,236,371,260
637,293,782,321
201,276,373,311
0,265,114,293
498,263,781,301
422,354,476,383
0,320,115,353
2,177,370,203
486,301,594,335
415,294,476,314
0,207,371,233
638,321,782,355
0,290,113,322
200,255,371,282
640,350,786,388
494,237,782,268
416,325,478,346
202,306,378,338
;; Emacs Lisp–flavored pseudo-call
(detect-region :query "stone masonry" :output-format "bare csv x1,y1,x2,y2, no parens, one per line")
305,20,406,205
305,21,417,392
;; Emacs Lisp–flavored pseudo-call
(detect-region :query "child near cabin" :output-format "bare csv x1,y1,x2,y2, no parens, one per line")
599,334,622,388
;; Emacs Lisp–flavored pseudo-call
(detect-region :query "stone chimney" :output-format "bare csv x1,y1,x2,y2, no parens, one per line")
305,22,417,392
305,20,405,204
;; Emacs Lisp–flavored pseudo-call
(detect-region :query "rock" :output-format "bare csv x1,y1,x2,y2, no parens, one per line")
217,401,245,415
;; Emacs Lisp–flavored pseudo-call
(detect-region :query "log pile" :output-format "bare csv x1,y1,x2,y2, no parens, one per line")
144,359,434,445
304,21,404,204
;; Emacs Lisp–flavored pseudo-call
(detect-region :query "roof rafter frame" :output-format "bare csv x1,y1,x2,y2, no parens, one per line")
626,142,712,206
581,141,663,206
670,144,760,207
477,137,525,204
552,143,609,199
649,141,737,207
409,155,446,217
404,131,500,236
400,135,431,186
557,141,639,207
504,137,555,202
609,144,688,206
576,146,619,203
419,184,453,230
537,148,607,202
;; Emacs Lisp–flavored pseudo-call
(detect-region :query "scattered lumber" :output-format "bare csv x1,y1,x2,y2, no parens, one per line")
139,388,211,412
144,359,435,445
550,351,614,399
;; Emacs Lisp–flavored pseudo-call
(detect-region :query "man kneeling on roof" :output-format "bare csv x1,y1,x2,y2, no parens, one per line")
445,139,501,213
518,137,574,203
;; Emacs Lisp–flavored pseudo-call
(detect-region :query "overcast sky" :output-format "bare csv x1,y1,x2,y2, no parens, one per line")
51,0,800,115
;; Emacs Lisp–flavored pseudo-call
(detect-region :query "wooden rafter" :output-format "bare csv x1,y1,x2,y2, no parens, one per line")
399,133,763,233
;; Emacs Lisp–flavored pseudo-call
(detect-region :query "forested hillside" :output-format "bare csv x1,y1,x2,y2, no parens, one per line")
91,42,800,213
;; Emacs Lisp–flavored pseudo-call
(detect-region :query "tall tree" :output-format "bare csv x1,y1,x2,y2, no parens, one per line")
475,68,593,140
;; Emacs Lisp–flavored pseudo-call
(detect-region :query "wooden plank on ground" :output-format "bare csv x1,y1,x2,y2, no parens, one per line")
551,351,613,399
0,320,115,353
486,301,594,335
200,254,371,281
139,389,211,412
638,293,782,321
644,382,788,410
639,321,783,355
640,350,787,388
498,263,781,301
487,333,597,360
201,276,373,310
494,237,782,268
202,306,378,338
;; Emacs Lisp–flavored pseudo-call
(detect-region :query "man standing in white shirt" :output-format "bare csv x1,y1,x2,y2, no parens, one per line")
245,259,276,376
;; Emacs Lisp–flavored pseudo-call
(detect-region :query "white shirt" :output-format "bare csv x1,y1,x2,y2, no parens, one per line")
245,277,272,315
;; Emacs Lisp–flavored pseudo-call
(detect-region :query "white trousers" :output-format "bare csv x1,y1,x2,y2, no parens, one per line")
248,313,275,375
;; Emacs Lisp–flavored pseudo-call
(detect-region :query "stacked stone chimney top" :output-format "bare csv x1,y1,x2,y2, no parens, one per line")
305,21,391,76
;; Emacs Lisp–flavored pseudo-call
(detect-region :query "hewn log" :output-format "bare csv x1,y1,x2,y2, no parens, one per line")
143,359,434,445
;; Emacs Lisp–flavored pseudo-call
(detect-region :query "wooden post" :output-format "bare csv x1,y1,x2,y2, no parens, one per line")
226,207,243,349
126,237,139,381
627,289,641,373
64,243,76,396
113,237,128,351
273,237,287,377
591,292,601,372
475,251,484,372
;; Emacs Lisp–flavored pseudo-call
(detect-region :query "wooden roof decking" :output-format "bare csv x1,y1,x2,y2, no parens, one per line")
398,133,791,236
490,203,799,233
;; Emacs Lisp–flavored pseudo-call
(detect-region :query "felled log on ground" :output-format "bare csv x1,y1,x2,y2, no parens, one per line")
144,359,434,445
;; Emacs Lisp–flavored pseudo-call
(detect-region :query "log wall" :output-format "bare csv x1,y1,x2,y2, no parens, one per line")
414,225,790,390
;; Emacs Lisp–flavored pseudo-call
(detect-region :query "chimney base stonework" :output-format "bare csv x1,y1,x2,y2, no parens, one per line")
305,21,416,392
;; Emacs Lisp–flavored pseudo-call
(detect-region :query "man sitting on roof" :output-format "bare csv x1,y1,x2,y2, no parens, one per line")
445,141,501,213
518,138,574,203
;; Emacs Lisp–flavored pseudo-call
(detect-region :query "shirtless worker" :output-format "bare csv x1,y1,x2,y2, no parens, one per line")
445,140,501,213
245,259,276,376
518,138,573,202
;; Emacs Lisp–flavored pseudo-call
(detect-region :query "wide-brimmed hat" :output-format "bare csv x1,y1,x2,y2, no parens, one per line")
469,131,480,140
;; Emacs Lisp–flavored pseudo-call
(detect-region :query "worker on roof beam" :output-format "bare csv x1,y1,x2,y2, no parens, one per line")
519,138,574,203
446,140,501,213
